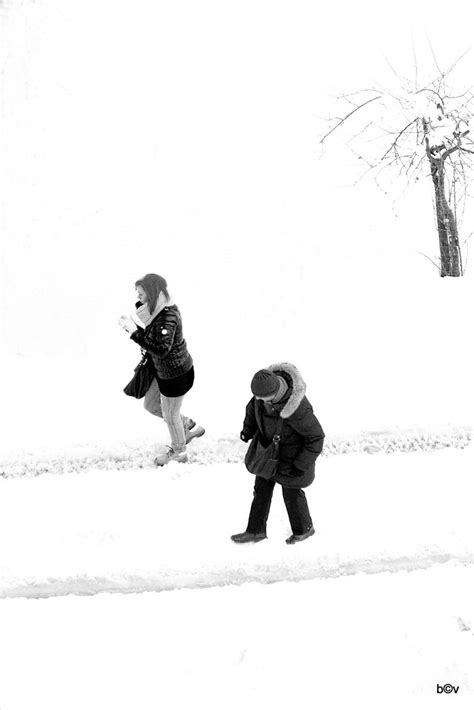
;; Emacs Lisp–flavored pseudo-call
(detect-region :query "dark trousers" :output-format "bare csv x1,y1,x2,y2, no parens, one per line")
247,476,313,536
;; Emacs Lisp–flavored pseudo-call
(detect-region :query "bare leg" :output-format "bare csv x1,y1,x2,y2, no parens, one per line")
144,379,193,430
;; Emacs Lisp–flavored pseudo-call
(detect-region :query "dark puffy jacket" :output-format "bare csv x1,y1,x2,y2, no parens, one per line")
241,362,325,488
130,305,193,380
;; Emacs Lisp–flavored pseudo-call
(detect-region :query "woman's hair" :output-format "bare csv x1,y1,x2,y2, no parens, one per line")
135,273,170,313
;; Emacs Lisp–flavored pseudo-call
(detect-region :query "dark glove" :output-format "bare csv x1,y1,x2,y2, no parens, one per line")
240,431,250,443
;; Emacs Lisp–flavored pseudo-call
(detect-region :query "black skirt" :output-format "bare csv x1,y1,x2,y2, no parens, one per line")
157,366,195,398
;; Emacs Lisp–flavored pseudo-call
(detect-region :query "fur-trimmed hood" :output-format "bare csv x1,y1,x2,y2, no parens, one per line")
266,362,306,419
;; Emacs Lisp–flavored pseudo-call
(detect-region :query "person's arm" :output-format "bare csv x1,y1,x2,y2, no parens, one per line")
289,403,325,470
240,398,258,442
130,313,178,357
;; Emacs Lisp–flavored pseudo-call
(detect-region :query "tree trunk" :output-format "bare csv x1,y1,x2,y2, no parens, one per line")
429,157,462,277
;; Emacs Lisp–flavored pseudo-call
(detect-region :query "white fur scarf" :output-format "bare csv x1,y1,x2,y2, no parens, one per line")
135,292,175,326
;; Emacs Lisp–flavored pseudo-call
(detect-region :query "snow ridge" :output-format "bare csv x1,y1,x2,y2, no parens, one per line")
1,554,472,600
0,426,470,478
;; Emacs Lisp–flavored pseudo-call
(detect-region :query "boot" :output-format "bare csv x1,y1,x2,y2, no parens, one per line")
285,526,315,545
231,531,267,543
184,420,206,444
154,447,188,466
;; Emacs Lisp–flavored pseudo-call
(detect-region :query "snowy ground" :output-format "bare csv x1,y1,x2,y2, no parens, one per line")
1,446,473,598
0,446,473,709
0,564,472,710
0,425,470,478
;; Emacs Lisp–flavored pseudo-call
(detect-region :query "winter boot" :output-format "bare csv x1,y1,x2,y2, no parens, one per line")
230,531,267,543
285,526,315,545
184,419,206,444
154,447,188,466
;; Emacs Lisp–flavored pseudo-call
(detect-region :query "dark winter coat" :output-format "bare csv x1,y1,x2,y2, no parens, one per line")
130,305,193,380
241,362,325,488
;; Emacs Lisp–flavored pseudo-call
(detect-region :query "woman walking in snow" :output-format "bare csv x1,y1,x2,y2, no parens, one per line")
232,363,324,544
119,273,204,466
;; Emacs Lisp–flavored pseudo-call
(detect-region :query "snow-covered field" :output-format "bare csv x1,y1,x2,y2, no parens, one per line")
0,447,473,709
1,446,473,598
0,564,472,710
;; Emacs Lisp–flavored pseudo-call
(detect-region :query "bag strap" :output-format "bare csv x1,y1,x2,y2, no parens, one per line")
272,416,283,441
272,416,284,457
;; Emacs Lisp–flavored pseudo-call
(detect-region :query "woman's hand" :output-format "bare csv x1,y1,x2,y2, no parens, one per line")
118,316,138,335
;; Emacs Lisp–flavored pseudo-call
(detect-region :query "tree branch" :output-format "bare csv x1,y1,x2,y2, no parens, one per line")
319,95,381,144
404,151,418,176
346,144,376,170
412,39,419,90
383,54,409,84
444,87,474,101
418,251,441,273
442,48,472,82
427,39,443,78
441,145,461,160
346,120,375,143
415,86,445,107
380,118,418,160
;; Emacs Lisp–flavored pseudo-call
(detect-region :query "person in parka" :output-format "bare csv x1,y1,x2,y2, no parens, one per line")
231,362,324,545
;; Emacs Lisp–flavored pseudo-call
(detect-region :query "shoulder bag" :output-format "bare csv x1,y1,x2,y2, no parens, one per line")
123,353,155,399
244,417,283,480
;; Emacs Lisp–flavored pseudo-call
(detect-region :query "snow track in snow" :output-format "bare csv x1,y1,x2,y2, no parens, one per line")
0,426,470,478
2,553,473,600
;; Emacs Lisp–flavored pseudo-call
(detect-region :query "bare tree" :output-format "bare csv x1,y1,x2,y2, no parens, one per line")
320,49,474,277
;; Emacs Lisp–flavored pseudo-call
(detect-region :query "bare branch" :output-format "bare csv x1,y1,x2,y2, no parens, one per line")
441,145,461,160
444,87,474,101
412,39,419,90
346,144,376,169
380,118,418,160
457,90,474,112
404,151,419,176
415,86,445,107
336,89,381,99
463,241,470,273
418,251,441,273
373,84,411,110
455,161,468,220
336,89,382,108
442,48,472,81
412,153,427,178
319,95,381,144
351,165,376,185
346,120,375,143
427,38,443,78
383,54,405,81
